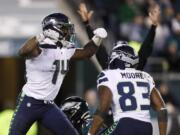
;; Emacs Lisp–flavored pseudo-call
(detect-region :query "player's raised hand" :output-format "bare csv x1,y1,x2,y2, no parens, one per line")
78,3,94,23
93,28,107,39
92,28,107,46
149,4,161,26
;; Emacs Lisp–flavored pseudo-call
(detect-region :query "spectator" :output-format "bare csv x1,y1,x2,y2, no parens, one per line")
163,5,174,25
129,14,147,42
171,12,180,45
164,40,180,72
153,19,171,56
159,82,180,135
159,83,179,110
119,14,146,42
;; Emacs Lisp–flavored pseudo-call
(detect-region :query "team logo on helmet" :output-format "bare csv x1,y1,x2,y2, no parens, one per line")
42,13,75,43
109,41,139,69
60,96,91,131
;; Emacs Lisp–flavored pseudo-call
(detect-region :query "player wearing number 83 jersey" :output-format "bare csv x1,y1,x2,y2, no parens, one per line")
88,42,167,135
97,68,154,123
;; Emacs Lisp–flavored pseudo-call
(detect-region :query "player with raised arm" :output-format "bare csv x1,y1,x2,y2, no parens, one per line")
8,13,107,135
88,42,167,135
78,3,160,70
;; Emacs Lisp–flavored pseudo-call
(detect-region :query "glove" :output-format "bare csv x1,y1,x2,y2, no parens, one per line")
93,28,107,38
43,29,60,41
36,33,45,43
92,28,107,46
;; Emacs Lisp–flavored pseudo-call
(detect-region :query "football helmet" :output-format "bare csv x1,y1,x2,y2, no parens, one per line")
108,41,139,69
60,96,91,133
42,13,75,42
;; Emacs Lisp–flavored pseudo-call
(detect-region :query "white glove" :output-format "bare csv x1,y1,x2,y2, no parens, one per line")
92,28,107,46
36,33,45,43
93,28,107,38
43,29,59,41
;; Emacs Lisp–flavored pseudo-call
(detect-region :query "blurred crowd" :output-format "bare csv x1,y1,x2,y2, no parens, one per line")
81,0,180,72
158,82,180,135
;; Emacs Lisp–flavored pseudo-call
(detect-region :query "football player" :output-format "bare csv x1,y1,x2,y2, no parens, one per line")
60,96,108,135
8,13,107,135
88,42,167,135
61,96,92,135
78,3,160,70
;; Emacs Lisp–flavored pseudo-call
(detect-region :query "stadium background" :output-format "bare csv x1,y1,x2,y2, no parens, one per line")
0,0,179,135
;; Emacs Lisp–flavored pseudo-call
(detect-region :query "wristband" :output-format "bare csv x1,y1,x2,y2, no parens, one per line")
92,35,102,46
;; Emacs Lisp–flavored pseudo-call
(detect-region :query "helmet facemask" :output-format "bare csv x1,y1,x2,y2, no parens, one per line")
53,23,75,42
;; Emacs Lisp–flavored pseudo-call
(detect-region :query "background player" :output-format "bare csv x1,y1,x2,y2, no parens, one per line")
88,42,167,135
60,96,92,135
78,3,160,70
8,13,107,135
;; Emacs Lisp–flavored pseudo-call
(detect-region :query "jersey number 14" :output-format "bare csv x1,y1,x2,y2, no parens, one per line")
52,60,69,84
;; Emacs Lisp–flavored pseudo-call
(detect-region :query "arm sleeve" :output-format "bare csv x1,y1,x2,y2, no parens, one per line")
84,22,94,39
137,25,156,70
84,22,109,69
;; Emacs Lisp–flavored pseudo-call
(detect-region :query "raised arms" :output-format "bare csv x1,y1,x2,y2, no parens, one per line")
137,4,160,70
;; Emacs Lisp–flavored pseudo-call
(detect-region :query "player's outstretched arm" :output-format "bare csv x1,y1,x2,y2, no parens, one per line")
71,28,107,59
78,3,109,68
18,34,44,58
137,4,160,70
78,3,94,38
88,86,112,135
78,3,93,25
150,88,167,135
